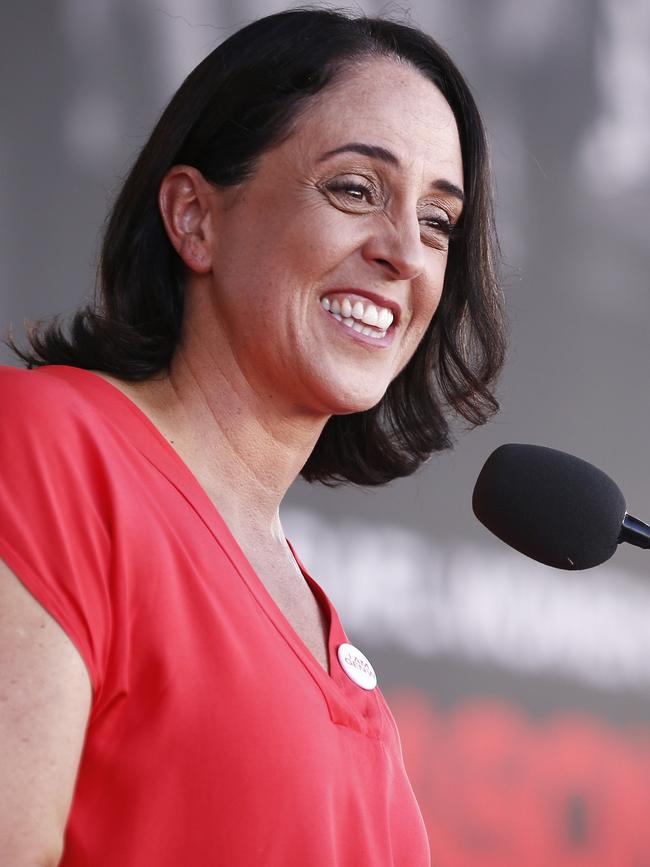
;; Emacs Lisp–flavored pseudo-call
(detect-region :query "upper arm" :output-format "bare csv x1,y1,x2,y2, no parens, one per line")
0,558,92,866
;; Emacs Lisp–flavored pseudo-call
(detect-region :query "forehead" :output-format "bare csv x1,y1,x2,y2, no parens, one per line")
289,57,463,188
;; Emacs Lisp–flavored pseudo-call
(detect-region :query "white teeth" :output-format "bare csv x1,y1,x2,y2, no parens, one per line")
378,308,393,330
322,294,394,338
330,313,387,339
361,304,379,327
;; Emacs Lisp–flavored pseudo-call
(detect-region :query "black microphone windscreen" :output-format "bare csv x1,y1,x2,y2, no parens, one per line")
472,444,627,570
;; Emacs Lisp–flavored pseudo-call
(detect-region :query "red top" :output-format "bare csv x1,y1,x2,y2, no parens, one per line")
0,364,430,866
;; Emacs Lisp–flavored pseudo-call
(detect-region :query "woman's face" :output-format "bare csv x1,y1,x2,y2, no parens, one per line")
204,57,464,417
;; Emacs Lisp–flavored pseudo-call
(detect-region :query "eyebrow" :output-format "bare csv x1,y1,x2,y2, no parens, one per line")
317,141,465,204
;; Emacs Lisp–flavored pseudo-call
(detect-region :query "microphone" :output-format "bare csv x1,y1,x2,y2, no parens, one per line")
472,444,650,570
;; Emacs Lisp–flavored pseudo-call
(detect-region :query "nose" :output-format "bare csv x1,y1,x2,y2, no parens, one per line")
361,213,425,281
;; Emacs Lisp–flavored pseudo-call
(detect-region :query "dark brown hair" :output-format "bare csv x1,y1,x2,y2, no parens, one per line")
9,7,506,485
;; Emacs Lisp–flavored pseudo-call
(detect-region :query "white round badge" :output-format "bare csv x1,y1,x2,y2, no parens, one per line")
337,643,378,690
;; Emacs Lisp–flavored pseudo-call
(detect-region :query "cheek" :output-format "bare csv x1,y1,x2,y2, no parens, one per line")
266,211,351,285
396,273,446,368
414,271,446,329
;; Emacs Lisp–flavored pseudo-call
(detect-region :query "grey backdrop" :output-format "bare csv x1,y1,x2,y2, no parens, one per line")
2,0,650,832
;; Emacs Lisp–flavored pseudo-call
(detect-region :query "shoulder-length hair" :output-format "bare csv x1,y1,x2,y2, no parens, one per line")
10,7,506,486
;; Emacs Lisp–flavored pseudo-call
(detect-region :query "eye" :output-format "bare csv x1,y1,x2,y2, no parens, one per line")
419,208,455,249
322,176,379,209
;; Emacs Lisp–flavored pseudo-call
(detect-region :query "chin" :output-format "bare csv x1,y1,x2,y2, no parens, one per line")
302,363,391,416
320,385,388,417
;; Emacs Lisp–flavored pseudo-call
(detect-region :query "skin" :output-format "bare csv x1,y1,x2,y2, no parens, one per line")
0,558,91,865
1,56,463,864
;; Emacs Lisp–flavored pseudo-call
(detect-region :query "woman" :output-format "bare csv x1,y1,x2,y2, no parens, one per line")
0,8,505,866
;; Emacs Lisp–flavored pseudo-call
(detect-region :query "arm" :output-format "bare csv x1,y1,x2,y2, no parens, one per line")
0,559,91,867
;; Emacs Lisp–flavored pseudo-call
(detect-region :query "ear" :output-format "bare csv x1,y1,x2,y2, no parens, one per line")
158,165,216,274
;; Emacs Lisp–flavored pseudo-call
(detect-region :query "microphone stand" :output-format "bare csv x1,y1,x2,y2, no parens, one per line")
619,513,650,549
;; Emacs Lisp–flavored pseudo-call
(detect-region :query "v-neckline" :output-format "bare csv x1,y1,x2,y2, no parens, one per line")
36,365,384,736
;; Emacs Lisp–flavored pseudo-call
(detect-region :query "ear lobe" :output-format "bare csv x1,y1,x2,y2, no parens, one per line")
158,165,214,274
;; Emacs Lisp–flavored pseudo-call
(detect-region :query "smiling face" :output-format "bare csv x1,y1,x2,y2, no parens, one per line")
201,56,464,417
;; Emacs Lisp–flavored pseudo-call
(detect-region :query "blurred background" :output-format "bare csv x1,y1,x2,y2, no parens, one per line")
2,0,649,862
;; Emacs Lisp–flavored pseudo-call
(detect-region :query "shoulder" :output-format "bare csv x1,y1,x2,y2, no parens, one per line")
0,365,96,427
0,366,112,479
0,363,100,405
0,368,117,697
0,366,109,437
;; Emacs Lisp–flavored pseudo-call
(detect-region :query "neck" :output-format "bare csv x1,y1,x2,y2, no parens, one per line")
143,335,327,540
